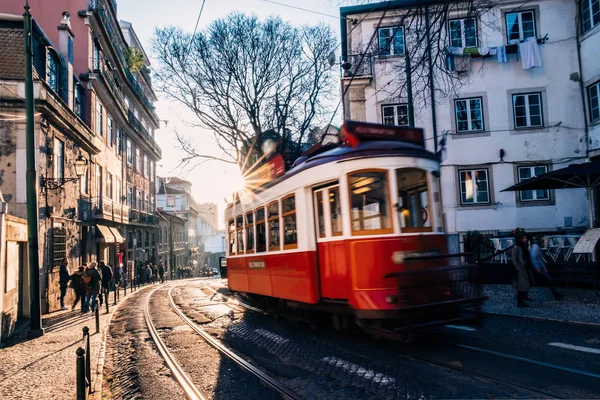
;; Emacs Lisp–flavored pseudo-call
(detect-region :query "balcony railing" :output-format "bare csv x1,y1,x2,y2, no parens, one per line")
91,196,130,223
342,54,374,79
96,57,128,115
129,209,158,226
128,110,162,157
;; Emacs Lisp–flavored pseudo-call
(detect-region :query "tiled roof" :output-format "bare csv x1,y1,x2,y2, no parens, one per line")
0,27,25,80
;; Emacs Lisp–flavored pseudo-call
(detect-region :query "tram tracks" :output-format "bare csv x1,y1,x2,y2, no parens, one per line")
143,282,302,400
201,280,599,399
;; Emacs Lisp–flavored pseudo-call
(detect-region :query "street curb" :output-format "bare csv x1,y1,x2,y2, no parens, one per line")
91,285,154,400
482,311,600,328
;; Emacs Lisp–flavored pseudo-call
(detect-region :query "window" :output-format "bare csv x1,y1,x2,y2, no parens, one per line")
256,207,266,252
378,26,405,56
74,84,84,119
505,10,536,42
126,138,132,166
246,212,255,253
513,93,543,128
116,178,122,204
268,201,280,251
137,190,142,210
150,195,155,212
518,166,550,202
316,192,325,238
54,139,64,179
282,195,297,249
92,42,101,70
96,165,102,198
455,98,484,132
143,154,148,177
589,81,600,122
135,148,141,173
167,196,175,207
117,129,123,154
382,104,409,126
348,170,392,234
47,51,59,92
80,162,88,195
106,173,113,200
330,187,342,236
150,161,154,182
449,18,477,48
581,0,600,33
127,186,133,207
107,114,113,146
228,219,236,254
96,101,103,136
459,169,490,205
397,168,432,231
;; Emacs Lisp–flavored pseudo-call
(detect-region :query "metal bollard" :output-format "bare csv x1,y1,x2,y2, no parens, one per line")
105,289,109,314
82,326,91,391
76,347,87,400
95,306,100,334
124,280,127,296
113,283,117,305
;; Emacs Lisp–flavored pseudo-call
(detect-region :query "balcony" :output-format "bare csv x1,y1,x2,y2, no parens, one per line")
341,54,374,80
128,110,162,158
91,196,130,224
129,209,159,226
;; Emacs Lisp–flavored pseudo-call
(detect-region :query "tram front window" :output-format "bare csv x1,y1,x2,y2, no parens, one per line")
396,168,432,231
349,171,392,234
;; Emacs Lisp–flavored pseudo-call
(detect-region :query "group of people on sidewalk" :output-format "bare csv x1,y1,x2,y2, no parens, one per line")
511,228,564,307
58,258,122,313
140,262,165,284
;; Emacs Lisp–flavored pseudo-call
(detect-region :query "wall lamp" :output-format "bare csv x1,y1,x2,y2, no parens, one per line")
41,154,88,190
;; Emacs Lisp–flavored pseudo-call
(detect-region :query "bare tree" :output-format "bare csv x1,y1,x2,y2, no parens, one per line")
153,13,337,171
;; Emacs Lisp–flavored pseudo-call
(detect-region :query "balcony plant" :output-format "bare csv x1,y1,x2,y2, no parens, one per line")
126,47,145,73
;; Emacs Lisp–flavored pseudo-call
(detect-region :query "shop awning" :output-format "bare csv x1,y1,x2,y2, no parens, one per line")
109,227,125,243
96,225,115,243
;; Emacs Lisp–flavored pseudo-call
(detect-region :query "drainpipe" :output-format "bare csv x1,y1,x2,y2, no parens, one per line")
425,5,438,154
575,9,590,159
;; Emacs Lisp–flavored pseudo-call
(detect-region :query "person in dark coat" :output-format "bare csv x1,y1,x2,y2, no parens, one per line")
158,262,165,283
58,258,70,310
511,229,532,307
70,266,86,312
100,261,113,305
84,262,101,312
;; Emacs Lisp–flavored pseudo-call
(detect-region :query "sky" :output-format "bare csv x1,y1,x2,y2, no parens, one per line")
117,0,346,227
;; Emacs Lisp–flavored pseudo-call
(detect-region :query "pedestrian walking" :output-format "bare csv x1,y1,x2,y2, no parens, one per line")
145,263,152,284
159,262,165,283
152,264,159,284
100,261,113,301
69,265,86,312
511,228,532,308
58,258,70,310
84,262,101,312
531,237,563,300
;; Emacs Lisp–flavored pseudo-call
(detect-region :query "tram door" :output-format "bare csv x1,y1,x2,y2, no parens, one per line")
313,184,349,301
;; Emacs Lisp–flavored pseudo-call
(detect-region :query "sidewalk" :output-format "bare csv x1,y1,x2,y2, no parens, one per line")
0,285,149,400
482,284,600,326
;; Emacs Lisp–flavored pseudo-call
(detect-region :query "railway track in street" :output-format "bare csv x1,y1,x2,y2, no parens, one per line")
201,280,599,399
143,280,303,400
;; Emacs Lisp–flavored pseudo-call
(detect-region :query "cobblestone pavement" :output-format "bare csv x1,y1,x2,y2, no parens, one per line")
482,284,600,324
0,284,151,400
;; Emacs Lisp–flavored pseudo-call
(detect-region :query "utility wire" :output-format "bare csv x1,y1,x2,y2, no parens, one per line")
184,0,207,61
259,0,355,21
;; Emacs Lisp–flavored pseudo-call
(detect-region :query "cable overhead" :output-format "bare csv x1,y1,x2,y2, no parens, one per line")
259,0,356,22
185,0,207,60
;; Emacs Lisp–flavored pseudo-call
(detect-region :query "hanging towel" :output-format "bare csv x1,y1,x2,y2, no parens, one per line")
454,56,471,72
446,53,455,71
464,47,479,55
519,37,542,69
478,46,490,56
489,47,498,56
497,45,507,63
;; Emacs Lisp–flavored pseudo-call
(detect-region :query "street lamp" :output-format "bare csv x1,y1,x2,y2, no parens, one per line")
41,154,88,190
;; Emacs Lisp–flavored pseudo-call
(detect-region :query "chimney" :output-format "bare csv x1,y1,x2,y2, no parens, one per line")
57,11,74,110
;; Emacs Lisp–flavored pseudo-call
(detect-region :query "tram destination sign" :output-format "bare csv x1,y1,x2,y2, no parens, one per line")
342,120,425,147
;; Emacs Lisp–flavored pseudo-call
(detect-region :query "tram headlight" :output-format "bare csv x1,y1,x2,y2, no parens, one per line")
385,295,397,304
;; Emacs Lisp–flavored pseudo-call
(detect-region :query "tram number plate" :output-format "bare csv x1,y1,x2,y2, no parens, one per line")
249,261,266,269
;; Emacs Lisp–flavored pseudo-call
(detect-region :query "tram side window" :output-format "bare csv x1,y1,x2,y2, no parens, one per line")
330,187,342,235
246,211,255,253
268,201,280,251
236,215,244,253
396,168,431,231
256,207,266,252
282,195,297,249
348,170,392,234
316,191,325,238
228,219,236,254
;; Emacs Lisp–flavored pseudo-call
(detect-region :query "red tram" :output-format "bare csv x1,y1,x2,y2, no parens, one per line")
225,121,485,339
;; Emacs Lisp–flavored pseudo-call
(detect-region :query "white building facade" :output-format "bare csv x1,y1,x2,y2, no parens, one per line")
340,0,593,239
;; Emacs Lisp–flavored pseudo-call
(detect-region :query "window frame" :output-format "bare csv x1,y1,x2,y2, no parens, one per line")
228,218,236,255
458,168,492,206
347,168,394,236
377,26,405,57
46,50,60,92
505,10,537,42
106,172,113,200
267,200,281,251
448,17,478,48
454,97,485,132
126,137,132,166
588,80,600,123
245,211,255,254
54,138,64,180
517,165,551,202
255,206,267,253
95,100,103,137
512,92,544,129
381,104,409,126
281,194,298,250
135,148,141,173
329,186,343,237
236,215,245,254
107,113,114,146
581,0,600,34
